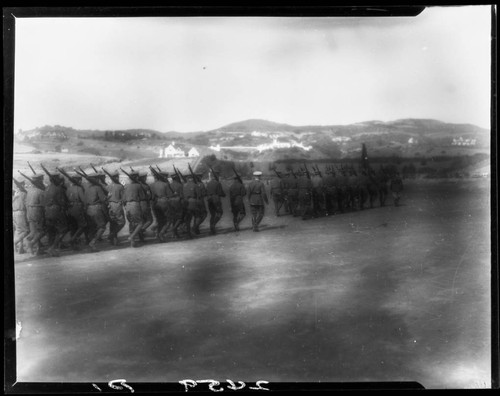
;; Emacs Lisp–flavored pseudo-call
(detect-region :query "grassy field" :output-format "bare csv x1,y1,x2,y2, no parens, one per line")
11,178,492,389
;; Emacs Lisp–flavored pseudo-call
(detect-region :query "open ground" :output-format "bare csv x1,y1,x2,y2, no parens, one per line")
12,178,491,389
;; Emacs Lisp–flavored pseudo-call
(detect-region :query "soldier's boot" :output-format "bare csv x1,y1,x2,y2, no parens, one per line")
138,230,145,242
129,223,143,247
89,228,105,252
172,220,182,239
159,224,170,242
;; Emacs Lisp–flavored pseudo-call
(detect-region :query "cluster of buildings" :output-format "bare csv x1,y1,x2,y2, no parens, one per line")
451,137,477,146
158,143,200,159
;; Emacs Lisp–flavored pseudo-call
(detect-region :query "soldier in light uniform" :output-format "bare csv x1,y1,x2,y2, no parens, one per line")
150,170,171,242
85,173,109,251
206,170,226,235
322,168,337,216
283,171,299,217
247,171,268,232
43,172,69,256
138,170,153,241
297,171,313,220
12,180,29,254
269,174,285,217
229,175,247,231
123,170,145,247
168,172,185,239
106,170,126,246
183,174,201,239
193,172,207,235
65,172,87,250
24,173,46,255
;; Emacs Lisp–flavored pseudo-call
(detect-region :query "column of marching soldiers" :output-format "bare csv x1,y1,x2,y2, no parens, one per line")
12,161,403,257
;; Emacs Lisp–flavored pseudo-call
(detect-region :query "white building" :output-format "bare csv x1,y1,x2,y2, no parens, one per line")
188,147,200,158
159,142,185,158
452,137,476,146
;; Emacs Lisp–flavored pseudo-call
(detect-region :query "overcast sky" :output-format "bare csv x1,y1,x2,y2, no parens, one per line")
13,6,492,133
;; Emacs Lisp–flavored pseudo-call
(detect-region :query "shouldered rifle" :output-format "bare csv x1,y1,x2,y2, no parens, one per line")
57,167,82,187
41,163,66,189
27,161,36,175
120,167,138,182
303,163,311,179
13,178,27,193
18,170,45,190
209,166,219,182
75,168,107,193
314,164,322,178
101,167,119,184
150,165,175,194
232,166,243,185
188,163,198,183
90,163,99,173
291,169,297,179
274,169,282,179
173,164,186,183
78,166,89,177
129,166,136,173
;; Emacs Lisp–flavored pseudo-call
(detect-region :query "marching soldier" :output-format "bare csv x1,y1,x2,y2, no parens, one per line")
247,171,268,232
206,169,226,235
390,171,404,207
106,170,126,246
24,173,47,256
194,172,207,235
367,168,379,209
64,172,88,250
229,174,247,231
123,170,145,247
138,170,153,241
43,172,69,256
149,169,171,242
283,171,299,216
182,173,200,239
311,169,324,217
377,166,389,207
269,173,285,217
322,168,337,216
12,179,29,254
168,171,185,239
297,170,313,220
357,169,370,210
84,172,109,251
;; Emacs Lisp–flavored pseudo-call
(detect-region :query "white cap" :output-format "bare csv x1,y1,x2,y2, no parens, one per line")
253,171,262,176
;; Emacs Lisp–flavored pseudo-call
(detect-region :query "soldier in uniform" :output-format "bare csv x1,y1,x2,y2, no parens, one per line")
106,170,126,246
150,170,171,242
206,169,226,235
322,167,337,216
269,173,285,217
283,171,299,216
24,173,46,256
390,171,404,206
85,172,109,251
43,172,69,256
65,172,88,250
138,170,153,241
377,166,389,207
182,174,200,239
311,169,324,217
229,174,247,231
247,171,268,232
12,180,29,254
357,169,370,210
193,172,207,235
336,167,348,213
168,172,185,239
297,171,313,220
367,168,379,209
123,170,145,247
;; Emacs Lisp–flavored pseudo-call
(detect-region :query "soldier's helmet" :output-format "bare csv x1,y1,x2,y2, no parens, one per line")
159,171,169,178
32,173,44,180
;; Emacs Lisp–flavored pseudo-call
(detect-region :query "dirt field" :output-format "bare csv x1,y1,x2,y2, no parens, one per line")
12,178,492,389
